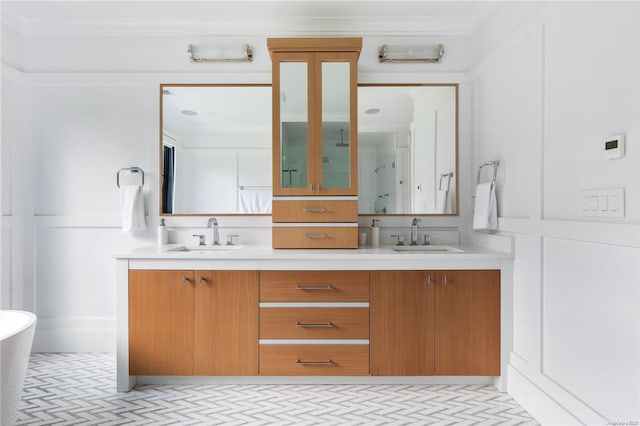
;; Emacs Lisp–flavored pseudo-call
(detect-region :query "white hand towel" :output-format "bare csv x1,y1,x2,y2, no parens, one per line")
120,185,146,234
436,189,448,214
473,182,497,231
239,188,272,213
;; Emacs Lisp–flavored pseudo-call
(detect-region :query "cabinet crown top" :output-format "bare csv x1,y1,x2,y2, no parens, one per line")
267,37,363,58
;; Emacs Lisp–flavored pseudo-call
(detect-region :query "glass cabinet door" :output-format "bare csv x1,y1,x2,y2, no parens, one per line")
317,52,358,195
275,53,313,194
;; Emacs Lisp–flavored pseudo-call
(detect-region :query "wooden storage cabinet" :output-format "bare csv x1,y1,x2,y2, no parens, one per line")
259,270,370,375
370,269,500,376
129,270,259,376
268,38,362,249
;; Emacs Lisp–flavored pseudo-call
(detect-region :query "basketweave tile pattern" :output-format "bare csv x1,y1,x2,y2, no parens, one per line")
16,353,539,425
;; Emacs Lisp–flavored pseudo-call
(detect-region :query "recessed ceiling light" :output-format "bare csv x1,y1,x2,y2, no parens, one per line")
181,109,198,116
365,108,380,115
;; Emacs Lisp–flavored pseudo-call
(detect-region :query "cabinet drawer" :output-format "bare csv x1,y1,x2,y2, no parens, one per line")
260,344,369,376
272,199,357,223
260,308,369,339
272,226,357,249
260,271,369,302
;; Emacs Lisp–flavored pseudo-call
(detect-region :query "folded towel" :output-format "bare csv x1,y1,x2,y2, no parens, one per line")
239,188,272,213
120,185,146,234
436,189,448,214
473,182,497,231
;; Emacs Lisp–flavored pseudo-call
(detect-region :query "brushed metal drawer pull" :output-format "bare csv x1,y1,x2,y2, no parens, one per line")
295,285,334,290
296,359,333,366
303,207,328,213
443,274,448,285
182,276,191,284
295,321,334,328
304,233,328,239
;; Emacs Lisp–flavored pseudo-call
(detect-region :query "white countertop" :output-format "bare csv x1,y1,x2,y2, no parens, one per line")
115,244,512,271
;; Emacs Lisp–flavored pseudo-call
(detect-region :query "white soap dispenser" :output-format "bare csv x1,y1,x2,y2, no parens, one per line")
371,219,380,247
157,218,168,247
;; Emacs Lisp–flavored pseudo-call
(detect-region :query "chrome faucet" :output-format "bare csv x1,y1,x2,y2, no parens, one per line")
207,218,220,245
410,218,421,246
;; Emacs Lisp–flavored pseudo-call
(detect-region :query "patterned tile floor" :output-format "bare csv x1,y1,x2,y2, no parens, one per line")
16,353,539,425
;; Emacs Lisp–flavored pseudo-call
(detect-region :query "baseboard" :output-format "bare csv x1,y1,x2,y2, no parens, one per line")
508,364,582,426
32,318,115,352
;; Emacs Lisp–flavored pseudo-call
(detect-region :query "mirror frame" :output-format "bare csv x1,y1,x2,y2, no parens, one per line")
357,83,459,217
159,83,459,217
159,83,273,217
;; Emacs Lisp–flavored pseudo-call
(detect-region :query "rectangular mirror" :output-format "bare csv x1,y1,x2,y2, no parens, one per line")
160,84,457,216
358,84,458,215
161,84,272,215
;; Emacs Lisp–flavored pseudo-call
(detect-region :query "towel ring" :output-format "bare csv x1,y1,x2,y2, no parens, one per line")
117,167,144,188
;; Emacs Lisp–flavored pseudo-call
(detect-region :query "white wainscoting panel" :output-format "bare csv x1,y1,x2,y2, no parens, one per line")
542,237,640,421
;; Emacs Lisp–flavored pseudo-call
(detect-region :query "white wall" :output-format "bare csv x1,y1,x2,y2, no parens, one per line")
471,2,639,424
0,23,473,352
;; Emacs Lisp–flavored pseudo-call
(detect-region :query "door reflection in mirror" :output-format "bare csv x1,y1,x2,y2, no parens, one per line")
357,85,457,215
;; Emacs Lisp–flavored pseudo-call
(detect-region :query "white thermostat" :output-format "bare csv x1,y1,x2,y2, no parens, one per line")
603,134,625,159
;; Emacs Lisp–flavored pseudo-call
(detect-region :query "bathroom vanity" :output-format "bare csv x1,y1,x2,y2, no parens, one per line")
115,245,511,392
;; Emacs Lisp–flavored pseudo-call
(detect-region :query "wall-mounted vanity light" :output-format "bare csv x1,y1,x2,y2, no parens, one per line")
187,44,254,63
378,44,445,63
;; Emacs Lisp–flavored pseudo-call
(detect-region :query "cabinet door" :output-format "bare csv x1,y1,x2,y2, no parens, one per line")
194,270,259,375
435,270,500,375
273,52,315,195
370,271,435,376
315,51,358,195
129,270,194,376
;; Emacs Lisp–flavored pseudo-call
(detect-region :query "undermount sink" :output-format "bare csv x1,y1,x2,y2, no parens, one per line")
169,245,243,253
391,245,463,254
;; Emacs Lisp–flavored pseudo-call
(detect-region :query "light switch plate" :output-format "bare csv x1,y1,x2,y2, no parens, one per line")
580,188,624,218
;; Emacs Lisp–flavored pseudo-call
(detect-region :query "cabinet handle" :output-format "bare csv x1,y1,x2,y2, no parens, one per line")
182,276,191,284
308,184,321,192
443,274,448,285
296,285,334,290
303,207,328,213
304,233,328,239
315,184,320,192
296,359,333,366
198,275,206,284
426,275,432,284
295,321,334,328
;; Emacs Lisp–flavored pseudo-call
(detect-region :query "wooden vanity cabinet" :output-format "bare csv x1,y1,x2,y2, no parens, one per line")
370,269,500,376
128,270,259,376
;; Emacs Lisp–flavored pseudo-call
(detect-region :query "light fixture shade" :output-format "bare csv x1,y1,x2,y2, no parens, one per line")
378,44,445,63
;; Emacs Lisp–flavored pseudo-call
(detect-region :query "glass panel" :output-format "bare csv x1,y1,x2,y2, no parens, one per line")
321,62,350,189
280,62,308,189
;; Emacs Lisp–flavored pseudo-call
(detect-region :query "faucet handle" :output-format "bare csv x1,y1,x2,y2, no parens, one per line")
192,234,206,246
226,234,240,246
423,234,431,246
390,234,405,246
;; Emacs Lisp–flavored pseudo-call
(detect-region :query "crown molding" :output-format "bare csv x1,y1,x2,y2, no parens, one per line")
2,15,476,37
